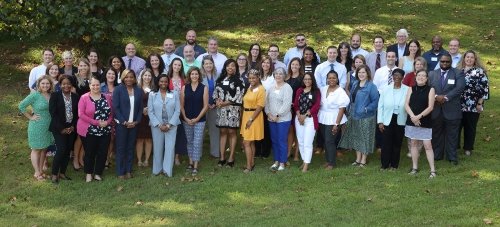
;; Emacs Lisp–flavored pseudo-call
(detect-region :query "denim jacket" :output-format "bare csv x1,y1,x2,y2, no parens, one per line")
349,80,379,120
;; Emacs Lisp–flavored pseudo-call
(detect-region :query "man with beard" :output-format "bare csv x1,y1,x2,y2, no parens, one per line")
161,38,182,73
429,54,465,165
196,37,228,76
175,30,206,58
283,33,321,67
350,33,369,58
422,35,449,71
181,45,201,74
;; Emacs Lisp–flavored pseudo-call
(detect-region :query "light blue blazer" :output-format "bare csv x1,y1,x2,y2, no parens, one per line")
148,90,181,127
377,84,409,126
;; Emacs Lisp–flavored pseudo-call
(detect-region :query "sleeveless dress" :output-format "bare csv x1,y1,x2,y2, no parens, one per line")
405,85,432,140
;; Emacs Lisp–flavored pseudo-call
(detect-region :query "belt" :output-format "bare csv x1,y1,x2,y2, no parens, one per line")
244,108,256,111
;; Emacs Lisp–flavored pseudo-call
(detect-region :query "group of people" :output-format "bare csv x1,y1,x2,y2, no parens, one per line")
21,29,489,183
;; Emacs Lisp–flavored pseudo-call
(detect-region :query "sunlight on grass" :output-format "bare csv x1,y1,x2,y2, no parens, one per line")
226,191,275,205
148,200,195,213
477,170,500,181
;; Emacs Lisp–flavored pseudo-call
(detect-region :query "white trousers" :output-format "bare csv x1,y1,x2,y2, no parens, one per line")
295,117,316,163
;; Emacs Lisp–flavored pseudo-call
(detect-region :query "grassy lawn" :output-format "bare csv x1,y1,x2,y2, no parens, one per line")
1,0,499,226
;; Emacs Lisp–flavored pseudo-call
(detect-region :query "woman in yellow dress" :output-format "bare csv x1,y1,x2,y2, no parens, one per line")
240,69,266,173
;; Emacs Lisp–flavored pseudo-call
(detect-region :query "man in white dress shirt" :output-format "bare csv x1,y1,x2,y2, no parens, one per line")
268,44,286,71
28,48,54,92
350,33,369,58
196,37,227,76
373,51,399,93
314,46,347,88
161,38,182,73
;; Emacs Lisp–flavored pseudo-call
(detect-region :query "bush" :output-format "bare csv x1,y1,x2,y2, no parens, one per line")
0,0,201,43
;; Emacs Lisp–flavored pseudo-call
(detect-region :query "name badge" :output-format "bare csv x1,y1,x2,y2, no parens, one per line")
308,94,312,99
447,79,455,85
431,57,438,61
253,88,259,93
274,90,280,94
223,81,229,86
166,93,173,98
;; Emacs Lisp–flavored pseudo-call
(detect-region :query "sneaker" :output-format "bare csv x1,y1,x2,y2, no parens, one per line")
269,163,278,171
277,165,285,171
191,168,198,176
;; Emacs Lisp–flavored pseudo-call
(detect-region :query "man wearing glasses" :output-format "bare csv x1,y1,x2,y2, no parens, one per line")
422,35,449,71
429,54,465,165
386,28,409,66
268,44,286,71
283,33,321,67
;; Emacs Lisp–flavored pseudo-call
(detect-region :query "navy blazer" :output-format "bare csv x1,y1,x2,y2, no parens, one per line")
386,43,409,66
429,68,465,120
112,84,143,124
49,91,79,133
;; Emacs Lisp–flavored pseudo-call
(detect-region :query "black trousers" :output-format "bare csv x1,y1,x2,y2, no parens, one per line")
459,112,480,150
432,112,461,162
321,124,340,166
380,114,404,169
51,132,76,175
82,134,110,175
315,124,324,149
255,112,271,158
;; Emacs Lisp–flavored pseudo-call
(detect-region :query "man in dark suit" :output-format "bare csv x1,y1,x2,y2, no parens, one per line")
429,54,465,165
386,28,409,66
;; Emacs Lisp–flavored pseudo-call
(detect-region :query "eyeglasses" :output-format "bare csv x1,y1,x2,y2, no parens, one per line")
440,60,451,63
296,38,305,42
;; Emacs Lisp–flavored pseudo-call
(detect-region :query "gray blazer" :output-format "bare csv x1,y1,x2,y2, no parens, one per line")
429,68,465,120
148,90,181,127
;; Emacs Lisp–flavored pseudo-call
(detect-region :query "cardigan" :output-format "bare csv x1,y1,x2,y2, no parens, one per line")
293,87,321,129
77,92,114,137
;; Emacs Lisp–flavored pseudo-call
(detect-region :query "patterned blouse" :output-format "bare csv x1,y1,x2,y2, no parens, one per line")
63,93,73,123
298,91,314,114
460,67,489,112
88,94,112,136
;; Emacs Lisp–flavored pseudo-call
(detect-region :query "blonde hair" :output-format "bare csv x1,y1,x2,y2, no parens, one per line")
62,50,73,59
36,75,55,93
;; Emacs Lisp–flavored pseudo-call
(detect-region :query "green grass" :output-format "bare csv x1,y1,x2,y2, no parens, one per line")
1,0,499,226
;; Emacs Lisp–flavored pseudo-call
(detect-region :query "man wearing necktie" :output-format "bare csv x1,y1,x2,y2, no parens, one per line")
314,46,347,88
122,43,146,76
428,54,465,165
373,51,398,93
366,35,387,75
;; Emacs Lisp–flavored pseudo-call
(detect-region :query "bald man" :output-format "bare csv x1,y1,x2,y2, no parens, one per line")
174,30,206,58
161,38,183,73
122,43,146,76
181,45,201,74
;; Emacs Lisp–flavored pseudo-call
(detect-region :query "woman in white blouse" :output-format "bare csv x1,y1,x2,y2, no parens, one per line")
318,70,350,170
265,67,293,171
